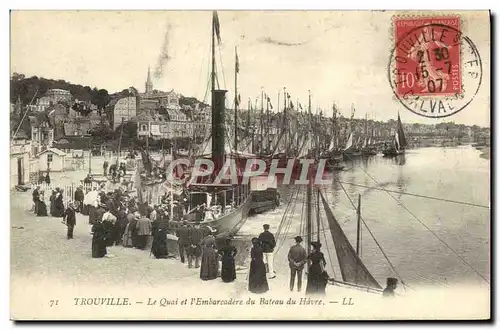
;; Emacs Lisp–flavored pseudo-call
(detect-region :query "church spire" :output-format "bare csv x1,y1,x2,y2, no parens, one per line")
145,66,153,94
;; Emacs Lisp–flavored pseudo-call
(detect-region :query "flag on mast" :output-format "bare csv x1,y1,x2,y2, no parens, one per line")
267,96,273,110
213,11,221,44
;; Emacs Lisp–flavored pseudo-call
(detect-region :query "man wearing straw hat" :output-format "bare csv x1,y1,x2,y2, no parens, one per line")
288,236,307,292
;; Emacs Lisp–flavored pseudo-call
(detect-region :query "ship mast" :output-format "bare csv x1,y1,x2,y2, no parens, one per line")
234,46,238,152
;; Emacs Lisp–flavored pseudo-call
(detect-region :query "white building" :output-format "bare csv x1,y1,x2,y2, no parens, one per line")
36,148,67,172
10,139,31,189
109,96,137,129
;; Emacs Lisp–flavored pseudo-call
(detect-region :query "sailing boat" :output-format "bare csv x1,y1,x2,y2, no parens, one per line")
172,11,253,238
322,104,345,170
343,131,362,160
383,113,407,157
343,106,362,160
361,114,377,156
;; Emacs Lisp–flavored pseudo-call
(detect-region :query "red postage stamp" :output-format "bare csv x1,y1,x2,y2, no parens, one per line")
393,16,462,97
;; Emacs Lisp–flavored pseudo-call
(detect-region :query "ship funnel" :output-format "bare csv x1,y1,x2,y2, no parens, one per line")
212,89,227,176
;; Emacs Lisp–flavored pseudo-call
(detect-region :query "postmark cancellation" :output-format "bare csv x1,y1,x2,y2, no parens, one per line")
389,14,483,118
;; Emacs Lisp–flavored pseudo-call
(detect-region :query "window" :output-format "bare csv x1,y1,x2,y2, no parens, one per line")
47,154,53,162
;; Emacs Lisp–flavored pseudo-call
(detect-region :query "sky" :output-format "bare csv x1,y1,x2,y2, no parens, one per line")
10,10,490,126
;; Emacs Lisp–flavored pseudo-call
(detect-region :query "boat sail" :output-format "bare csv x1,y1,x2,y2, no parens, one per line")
361,114,377,156
344,133,354,151
383,112,407,157
319,190,382,288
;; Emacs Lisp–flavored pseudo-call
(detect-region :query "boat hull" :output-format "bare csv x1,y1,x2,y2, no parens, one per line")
361,149,377,156
169,192,253,238
343,150,362,161
382,149,405,157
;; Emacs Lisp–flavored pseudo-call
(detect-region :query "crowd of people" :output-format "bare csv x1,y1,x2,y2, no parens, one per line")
29,181,397,297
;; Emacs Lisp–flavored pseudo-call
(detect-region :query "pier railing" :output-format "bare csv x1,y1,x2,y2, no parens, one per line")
30,182,102,207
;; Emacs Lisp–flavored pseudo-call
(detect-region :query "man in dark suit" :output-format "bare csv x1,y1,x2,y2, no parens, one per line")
64,202,77,239
176,221,190,264
188,223,203,268
288,236,307,292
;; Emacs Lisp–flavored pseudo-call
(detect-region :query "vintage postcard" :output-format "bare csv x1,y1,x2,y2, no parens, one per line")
9,10,490,320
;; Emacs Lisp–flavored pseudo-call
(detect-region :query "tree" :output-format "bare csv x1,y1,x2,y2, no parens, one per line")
11,72,25,81
115,120,138,141
89,122,114,143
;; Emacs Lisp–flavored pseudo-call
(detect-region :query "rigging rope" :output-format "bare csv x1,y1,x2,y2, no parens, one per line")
339,181,490,209
335,178,411,291
217,43,227,90
276,188,300,253
342,153,490,285
202,45,211,103
275,187,301,254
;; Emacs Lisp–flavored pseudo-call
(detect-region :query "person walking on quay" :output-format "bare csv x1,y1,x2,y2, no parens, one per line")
176,221,191,264
248,237,269,294
32,186,41,214
258,224,276,279
85,188,99,224
64,202,76,239
74,185,85,213
53,188,65,218
151,226,169,259
103,160,109,177
288,236,307,292
114,205,128,246
91,217,107,258
200,227,219,281
44,171,51,185
94,203,106,227
218,237,237,283
102,207,117,247
305,242,328,296
122,213,136,247
36,191,48,217
49,190,57,216
135,213,152,250
109,163,117,180
383,277,398,297
188,223,203,268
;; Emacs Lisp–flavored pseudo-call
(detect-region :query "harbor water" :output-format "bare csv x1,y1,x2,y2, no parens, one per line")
233,145,490,288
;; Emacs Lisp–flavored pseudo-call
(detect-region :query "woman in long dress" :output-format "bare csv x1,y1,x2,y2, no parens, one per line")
248,237,269,294
122,214,135,247
218,238,237,283
91,220,107,258
53,189,65,218
151,227,168,259
305,241,328,295
36,191,48,217
200,231,219,281
49,190,56,216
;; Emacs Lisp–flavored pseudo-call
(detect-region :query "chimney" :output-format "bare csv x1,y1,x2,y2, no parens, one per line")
211,89,227,176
